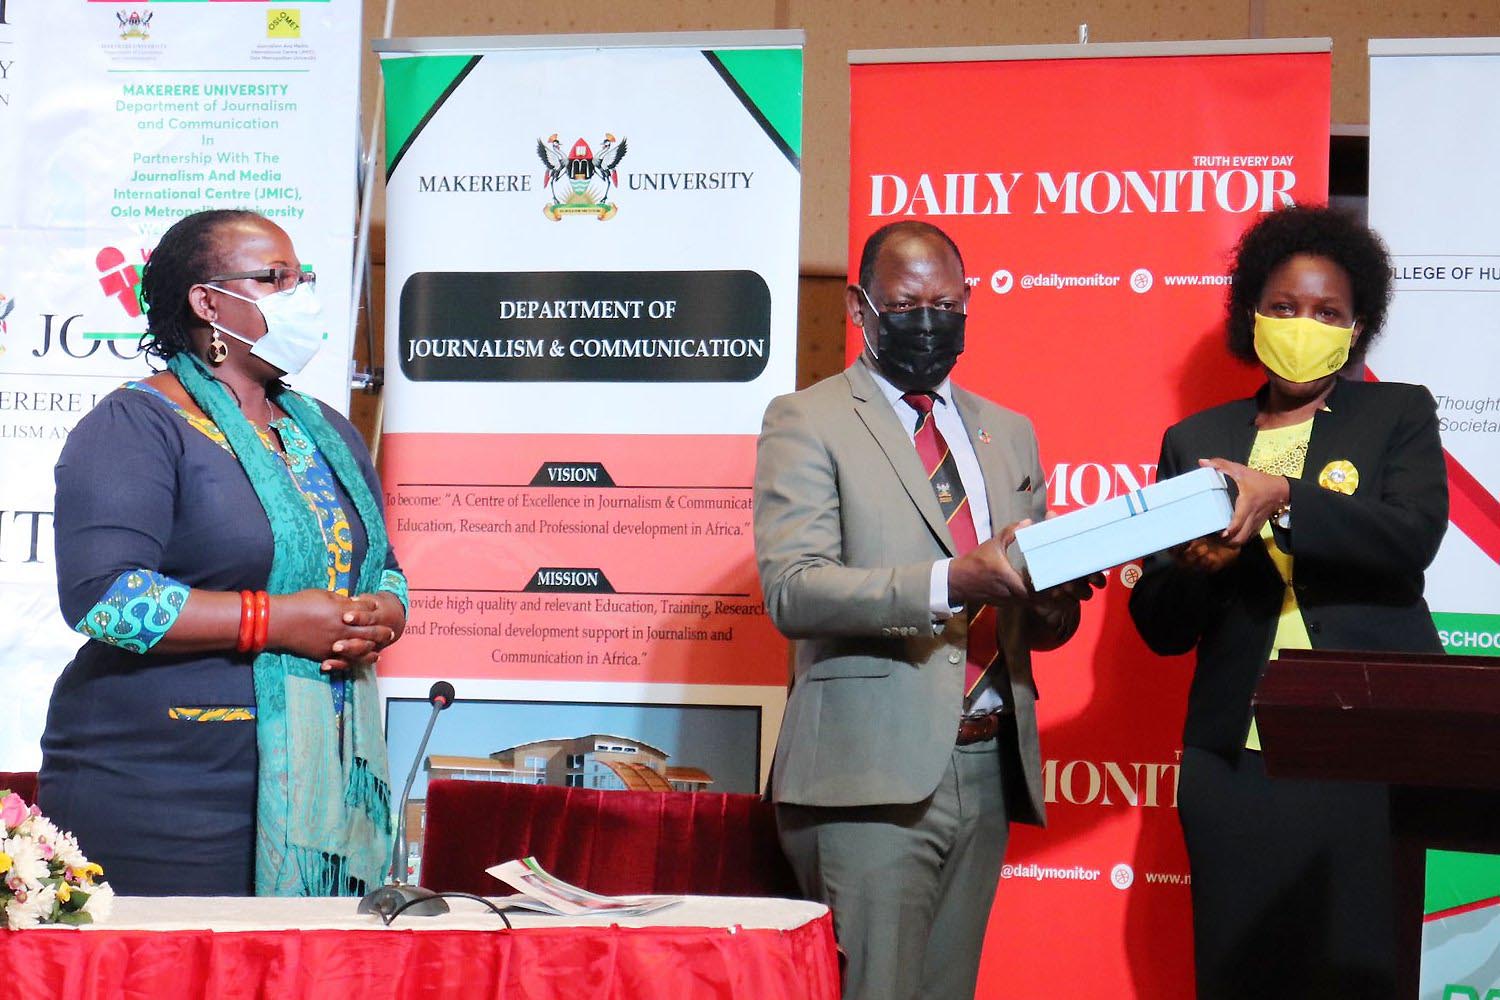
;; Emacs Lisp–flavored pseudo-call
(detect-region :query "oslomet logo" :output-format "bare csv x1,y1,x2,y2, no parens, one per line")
267,9,301,39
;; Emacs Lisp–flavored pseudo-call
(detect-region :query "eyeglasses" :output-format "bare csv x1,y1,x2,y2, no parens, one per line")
206,267,316,295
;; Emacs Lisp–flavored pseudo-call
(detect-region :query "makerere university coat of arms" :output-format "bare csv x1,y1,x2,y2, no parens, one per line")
537,133,628,220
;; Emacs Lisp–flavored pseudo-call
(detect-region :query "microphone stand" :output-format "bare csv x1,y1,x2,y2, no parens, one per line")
358,682,454,917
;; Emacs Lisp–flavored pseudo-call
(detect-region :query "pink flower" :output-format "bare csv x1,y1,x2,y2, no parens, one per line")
0,792,28,830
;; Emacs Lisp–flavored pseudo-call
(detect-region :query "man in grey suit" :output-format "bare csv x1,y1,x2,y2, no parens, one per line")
754,221,1095,1000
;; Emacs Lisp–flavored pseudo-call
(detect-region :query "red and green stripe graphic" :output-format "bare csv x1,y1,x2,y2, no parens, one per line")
1365,369,1500,659
1422,849,1500,998
1425,849,1500,923
1366,369,1500,572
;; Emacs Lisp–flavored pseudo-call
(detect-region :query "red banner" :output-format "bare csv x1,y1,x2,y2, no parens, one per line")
849,44,1330,996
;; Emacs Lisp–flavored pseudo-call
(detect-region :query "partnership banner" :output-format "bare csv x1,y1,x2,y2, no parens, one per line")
375,32,802,822
849,40,1331,997
1368,36,1500,998
0,0,361,767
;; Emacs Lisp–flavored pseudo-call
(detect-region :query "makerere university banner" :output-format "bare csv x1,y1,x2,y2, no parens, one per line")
1368,36,1500,998
0,0,362,768
374,32,802,870
849,39,1331,997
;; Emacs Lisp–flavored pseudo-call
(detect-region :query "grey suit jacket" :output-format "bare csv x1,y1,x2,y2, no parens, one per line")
754,359,1048,825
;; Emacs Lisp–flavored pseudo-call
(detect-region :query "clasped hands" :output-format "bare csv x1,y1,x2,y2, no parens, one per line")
1171,458,1291,574
270,589,406,673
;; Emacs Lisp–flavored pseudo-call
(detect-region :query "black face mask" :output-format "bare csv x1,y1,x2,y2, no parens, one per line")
860,288,966,392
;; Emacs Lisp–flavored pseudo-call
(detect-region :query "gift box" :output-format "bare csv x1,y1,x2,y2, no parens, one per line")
1013,466,1234,591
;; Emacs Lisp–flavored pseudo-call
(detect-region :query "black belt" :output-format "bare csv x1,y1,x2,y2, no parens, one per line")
956,708,1010,746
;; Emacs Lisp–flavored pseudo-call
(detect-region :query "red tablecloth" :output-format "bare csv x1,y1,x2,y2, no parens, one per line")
0,896,839,1000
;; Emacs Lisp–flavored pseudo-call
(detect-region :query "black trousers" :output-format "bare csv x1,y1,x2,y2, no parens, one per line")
1179,746,1396,1000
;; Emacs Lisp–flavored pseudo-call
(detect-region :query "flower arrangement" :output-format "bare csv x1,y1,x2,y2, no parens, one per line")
0,789,113,929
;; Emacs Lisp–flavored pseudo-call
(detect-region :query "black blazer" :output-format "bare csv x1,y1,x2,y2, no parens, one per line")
1129,378,1448,756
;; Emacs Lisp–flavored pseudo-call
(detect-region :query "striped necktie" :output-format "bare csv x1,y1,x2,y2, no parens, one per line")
903,392,998,698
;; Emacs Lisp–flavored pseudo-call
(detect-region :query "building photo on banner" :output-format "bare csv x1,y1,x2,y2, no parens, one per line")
385,694,762,882
0,0,362,768
372,32,804,828
1367,37,1500,997
848,39,1332,998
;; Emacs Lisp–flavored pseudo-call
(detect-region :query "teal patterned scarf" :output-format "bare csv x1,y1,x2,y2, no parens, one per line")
169,352,392,896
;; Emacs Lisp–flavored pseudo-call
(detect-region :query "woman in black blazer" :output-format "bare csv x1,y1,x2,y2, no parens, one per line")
1129,206,1447,1000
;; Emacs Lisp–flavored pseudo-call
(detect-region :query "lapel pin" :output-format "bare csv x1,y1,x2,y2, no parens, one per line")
978,429,992,443
1318,460,1359,495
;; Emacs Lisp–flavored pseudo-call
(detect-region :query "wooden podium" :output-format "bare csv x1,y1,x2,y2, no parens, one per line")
1254,648,1500,998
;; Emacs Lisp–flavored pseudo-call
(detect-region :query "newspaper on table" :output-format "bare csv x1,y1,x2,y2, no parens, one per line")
485,857,682,916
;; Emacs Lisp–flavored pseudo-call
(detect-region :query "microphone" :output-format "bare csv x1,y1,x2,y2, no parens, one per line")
358,681,456,918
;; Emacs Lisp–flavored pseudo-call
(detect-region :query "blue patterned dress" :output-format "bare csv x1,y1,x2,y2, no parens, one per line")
39,382,406,895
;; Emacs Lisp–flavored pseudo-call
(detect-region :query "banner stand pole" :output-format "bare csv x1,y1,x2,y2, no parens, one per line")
350,0,399,423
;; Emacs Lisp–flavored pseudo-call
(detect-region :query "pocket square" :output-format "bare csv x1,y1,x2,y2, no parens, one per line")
1017,476,1032,492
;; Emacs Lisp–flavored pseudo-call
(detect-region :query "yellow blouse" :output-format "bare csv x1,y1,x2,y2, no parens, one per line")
1243,417,1314,751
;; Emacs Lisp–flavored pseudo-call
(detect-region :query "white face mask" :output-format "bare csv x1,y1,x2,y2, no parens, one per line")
209,281,326,375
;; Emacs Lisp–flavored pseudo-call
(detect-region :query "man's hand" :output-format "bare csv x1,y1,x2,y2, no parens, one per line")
1022,572,1103,650
948,519,1031,606
1200,457,1289,546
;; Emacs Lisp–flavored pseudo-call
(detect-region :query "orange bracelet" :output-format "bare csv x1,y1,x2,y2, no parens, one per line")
251,591,270,653
235,590,255,653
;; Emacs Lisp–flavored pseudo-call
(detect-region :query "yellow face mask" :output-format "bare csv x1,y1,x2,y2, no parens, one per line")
1252,312,1355,383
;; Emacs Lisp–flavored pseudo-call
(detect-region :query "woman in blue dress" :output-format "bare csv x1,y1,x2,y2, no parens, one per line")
40,209,407,896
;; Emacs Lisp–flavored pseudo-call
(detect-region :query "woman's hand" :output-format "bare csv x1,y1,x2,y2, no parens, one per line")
267,590,388,671
1040,571,1107,604
1172,535,1243,574
1199,457,1290,546
348,591,405,651
320,591,407,673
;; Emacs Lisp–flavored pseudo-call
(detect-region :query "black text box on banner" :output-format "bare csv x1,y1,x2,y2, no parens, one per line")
399,270,771,382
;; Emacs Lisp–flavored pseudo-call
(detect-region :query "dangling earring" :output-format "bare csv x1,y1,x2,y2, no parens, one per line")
208,330,228,365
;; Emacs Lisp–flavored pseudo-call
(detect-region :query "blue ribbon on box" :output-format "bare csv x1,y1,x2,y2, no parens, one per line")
1014,468,1231,591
